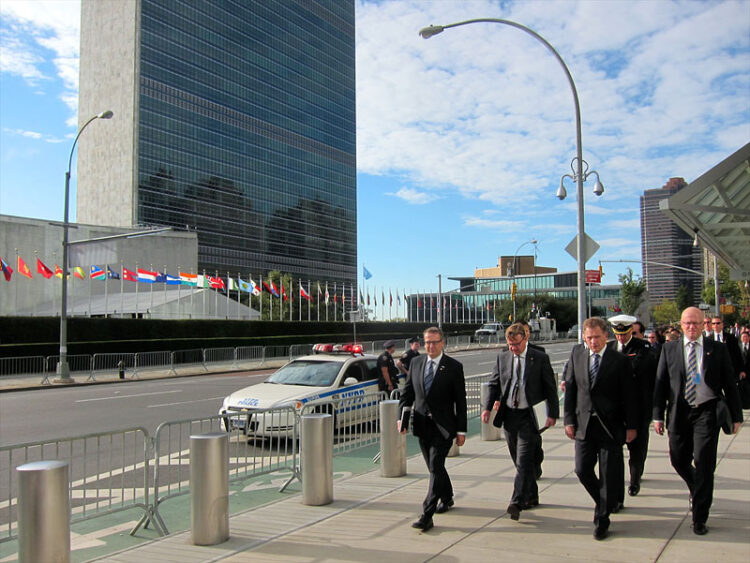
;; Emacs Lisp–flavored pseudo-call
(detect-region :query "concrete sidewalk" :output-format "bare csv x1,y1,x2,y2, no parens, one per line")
92,418,750,563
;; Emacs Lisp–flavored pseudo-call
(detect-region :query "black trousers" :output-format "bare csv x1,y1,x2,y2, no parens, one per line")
615,417,650,504
418,422,454,518
504,408,539,505
575,417,620,527
667,399,719,525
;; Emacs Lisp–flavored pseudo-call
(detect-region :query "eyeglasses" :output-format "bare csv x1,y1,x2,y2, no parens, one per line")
424,340,442,346
711,321,723,325
681,321,700,326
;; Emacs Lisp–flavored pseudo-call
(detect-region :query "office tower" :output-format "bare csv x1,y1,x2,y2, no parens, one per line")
640,178,703,305
77,0,356,284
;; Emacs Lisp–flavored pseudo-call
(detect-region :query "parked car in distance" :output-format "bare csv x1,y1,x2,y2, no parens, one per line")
475,323,505,337
567,324,579,339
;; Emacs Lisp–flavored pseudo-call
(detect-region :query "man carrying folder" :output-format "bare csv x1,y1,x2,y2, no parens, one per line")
481,323,558,521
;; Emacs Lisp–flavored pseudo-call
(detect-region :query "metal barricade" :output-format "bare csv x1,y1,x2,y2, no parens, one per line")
92,352,137,382
289,344,313,359
234,346,264,369
42,354,93,384
262,345,290,366
0,356,45,379
0,427,153,544
465,373,492,418
171,349,206,373
203,347,234,369
135,350,173,377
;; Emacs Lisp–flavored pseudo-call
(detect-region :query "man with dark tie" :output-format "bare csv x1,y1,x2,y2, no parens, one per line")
399,326,467,532
564,317,638,540
607,315,657,503
707,315,743,380
653,307,743,536
481,323,558,520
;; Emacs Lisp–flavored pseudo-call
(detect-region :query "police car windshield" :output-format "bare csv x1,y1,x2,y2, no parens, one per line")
267,360,341,387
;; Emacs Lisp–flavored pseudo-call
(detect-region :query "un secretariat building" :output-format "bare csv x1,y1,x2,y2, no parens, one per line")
76,0,356,286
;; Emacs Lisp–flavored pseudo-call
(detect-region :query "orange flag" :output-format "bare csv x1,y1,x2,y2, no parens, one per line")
17,256,32,278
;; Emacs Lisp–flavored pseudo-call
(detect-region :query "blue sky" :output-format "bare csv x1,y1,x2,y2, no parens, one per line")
1,0,749,298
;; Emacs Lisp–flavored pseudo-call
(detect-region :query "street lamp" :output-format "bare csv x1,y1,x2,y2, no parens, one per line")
420,19,603,343
56,110,114,383
511,238,538,321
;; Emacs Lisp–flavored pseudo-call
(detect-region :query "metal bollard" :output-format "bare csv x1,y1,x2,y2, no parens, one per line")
481,382,503,441
17,460,70,563
379,400,406,477
190,432,229,546
300,413,333,505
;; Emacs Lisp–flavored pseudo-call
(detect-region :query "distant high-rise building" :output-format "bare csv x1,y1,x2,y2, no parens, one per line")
640,178,703,305
77,0,356,285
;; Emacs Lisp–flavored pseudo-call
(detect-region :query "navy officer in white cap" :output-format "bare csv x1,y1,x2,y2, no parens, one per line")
607,314,657,505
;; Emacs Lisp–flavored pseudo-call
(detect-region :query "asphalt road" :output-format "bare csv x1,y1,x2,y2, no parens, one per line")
0,342,575,448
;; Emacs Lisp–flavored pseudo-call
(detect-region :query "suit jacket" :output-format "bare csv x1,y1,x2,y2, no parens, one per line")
741,341,750,374
399,353,467,441
607,337,657,422
564,344,638,443
484,346,559,429
707,331,743,377
653,338,743,431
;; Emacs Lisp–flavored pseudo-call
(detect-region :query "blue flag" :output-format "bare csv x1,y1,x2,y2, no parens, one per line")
363,266,372,280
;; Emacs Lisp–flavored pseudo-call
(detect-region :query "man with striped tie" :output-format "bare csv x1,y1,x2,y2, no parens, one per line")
653,307,743,536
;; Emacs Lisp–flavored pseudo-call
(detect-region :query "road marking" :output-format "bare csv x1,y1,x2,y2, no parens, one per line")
75,390,182,403
148,396,225,408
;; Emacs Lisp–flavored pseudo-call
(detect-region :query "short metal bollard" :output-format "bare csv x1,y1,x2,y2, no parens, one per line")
300,413,333,505
481,382,503,441
379,400,406,477
17,460,70,563
190,432,229,546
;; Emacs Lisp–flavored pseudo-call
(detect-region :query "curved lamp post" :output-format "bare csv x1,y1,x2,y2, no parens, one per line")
511,238,538,321
56,110,114,383
420,19,603,342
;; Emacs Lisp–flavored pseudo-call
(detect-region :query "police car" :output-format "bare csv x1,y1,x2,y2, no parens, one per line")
220,344,397,438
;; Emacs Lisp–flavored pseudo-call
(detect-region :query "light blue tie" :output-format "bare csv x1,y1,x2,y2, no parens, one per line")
685,342,698,406
424,360,435,394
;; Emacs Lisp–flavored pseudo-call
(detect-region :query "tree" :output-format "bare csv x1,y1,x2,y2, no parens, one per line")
675,284,691,311
652,299,681,325
701,261,745,324
618,268,647,315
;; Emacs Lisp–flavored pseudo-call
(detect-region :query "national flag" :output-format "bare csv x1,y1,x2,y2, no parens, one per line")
390,291,393,306
107,266,120,280
263,281,280,297
90,265,106,280
180,272,197,286
334,293,338,303
137,267,157,283
197,275,210,288
417,298,422,308
325,285,330,304
72,267,85,279
228,277,239,291
238,278,250,293
363,266,372,280
366,292,370,306
165,273,181,284
397,293,401,305
317,283,322,298
382,290,385,305
373,292,377,306
208,276,225,290
0,258,12,281
300,284,311,301
37,258,54,279
359,291,364,305
280,282,288,301
123,267,137,282
248,278,261,296
155,271,167,283
17,256,32,278
54,265,65,279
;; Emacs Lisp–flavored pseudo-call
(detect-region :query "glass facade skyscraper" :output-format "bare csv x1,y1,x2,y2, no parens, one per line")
77,0,356,285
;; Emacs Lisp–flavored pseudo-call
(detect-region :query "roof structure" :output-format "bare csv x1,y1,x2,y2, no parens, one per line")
660,142,750,280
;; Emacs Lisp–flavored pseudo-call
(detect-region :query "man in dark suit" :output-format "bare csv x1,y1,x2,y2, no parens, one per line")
564,317,638,540
653,307,743,536
481,323,558,520
607,315,657,502
707,315,743,380
399,326,467,532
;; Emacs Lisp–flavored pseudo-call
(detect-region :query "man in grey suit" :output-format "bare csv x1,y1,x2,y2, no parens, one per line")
653,307,743,536
481,323,558,520
399,326,467,532
564,317,638,540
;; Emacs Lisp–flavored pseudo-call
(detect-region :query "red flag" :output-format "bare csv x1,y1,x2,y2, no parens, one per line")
37,258,54,279
208,276,225,290
17,256,32,278
280,283,288,301
300,285,311,301
54,265,65,279
123,267,137,282
0,257,13,281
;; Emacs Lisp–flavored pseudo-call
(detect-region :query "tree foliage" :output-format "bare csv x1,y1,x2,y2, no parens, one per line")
652,299,681,325
618,268,646,315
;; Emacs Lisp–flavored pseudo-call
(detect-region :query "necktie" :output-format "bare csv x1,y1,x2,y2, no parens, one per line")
424,360,435,394
685,342,698,406
590,353,600,387
511,355,521,408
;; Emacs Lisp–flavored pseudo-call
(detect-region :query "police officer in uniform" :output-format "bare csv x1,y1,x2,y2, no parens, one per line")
607,314,657,504
377,340,400,394
398,337,421,374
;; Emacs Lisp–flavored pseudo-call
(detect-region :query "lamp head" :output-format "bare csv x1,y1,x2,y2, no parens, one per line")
592,178,604,196
419,25,444,39
693,229,699,247
556,180,567,200
98,110,114,119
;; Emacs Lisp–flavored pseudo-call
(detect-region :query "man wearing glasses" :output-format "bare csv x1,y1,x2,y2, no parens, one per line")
708,316,743,380
653,307,743,536
399,327,467,532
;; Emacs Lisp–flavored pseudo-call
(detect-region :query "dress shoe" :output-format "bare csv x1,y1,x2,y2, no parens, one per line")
521,498,539,510
436,498,454,514
593,523,609,540
611,502,624,513
507,503,521,521
628,483,640,496
692,522,708,535
411,515,434,531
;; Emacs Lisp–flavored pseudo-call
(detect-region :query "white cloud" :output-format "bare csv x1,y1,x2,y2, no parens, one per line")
386,186,439,204
462,216,525,230
3,127,65,143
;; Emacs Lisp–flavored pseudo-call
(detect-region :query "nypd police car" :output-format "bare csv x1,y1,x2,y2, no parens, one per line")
220,344,399,438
